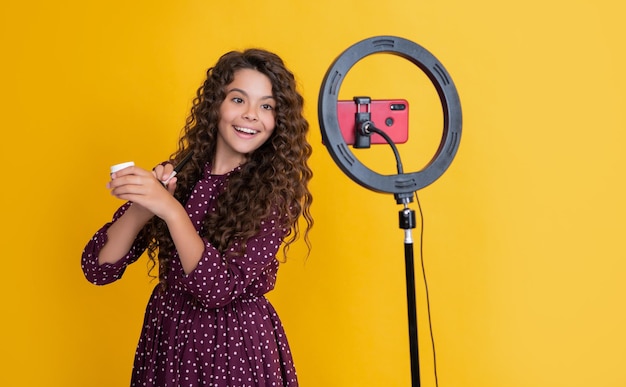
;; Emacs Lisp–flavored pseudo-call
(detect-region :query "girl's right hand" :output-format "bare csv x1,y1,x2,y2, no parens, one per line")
107,164,181,221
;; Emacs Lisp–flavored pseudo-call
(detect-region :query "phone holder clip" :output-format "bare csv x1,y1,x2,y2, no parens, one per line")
353,96,373,149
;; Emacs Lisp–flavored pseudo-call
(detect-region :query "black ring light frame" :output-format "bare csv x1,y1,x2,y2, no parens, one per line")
318,35,462,198
318,36,462,387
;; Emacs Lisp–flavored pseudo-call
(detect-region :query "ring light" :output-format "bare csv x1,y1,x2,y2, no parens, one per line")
318,35,462,195
317,36,463,386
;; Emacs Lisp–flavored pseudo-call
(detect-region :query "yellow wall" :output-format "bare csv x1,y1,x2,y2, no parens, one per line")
1,1,625,386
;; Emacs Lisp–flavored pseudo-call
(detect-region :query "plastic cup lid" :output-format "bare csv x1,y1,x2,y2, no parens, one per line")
110,161,135,174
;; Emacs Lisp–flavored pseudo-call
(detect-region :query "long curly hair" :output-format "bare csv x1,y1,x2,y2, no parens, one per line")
143,49,313,288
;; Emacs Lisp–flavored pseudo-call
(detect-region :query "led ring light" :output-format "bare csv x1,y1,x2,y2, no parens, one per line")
318,36,462,194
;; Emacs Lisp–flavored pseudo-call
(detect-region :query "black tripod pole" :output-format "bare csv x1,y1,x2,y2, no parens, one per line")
398,195,420,386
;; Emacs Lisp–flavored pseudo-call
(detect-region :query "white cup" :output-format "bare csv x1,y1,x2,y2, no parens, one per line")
110,161,135,175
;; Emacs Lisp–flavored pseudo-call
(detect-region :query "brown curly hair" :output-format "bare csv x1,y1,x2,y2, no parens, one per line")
142,49,313,288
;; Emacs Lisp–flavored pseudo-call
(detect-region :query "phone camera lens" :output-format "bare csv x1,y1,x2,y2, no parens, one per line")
390,103,406,111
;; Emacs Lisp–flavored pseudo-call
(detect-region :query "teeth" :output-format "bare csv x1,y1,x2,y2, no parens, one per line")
235,126,257,134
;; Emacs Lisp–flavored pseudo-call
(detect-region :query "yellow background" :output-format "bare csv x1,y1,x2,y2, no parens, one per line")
1,1,625,386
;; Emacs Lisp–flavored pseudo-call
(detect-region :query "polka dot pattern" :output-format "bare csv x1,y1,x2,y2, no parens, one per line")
81,164,298,386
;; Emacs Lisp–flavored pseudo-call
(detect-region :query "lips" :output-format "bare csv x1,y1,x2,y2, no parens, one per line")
234,126,258,135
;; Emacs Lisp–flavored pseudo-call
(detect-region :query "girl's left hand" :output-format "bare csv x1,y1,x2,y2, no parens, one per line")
107,164,180,221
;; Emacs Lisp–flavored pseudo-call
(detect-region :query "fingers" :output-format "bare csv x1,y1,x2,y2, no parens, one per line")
153,164,178,194
108,165,145,189
109,164,173,184
107,163,177,197
105,162,181,220
108,175,154,199
110,165,147,180
164,176,177,194
153,163,175,185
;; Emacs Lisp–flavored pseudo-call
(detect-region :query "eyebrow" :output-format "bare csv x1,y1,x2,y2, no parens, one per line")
227,87,275,101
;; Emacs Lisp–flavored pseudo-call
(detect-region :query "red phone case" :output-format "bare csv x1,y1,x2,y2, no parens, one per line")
336,99,409,145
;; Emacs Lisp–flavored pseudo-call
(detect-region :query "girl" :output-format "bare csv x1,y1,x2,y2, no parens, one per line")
82,49,313,387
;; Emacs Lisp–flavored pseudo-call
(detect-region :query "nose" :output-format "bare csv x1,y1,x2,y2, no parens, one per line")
243,107,258,121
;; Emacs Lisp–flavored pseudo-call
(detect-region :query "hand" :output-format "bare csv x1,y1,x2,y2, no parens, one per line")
107,164,181,221
152,163,178,191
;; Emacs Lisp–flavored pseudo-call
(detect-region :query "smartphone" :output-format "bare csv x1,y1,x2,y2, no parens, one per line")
336,99,409,145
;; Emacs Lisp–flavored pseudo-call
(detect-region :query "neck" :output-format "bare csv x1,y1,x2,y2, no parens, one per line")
211,155,246,175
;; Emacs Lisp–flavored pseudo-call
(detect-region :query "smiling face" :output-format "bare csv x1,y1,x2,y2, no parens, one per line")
214,68,276,173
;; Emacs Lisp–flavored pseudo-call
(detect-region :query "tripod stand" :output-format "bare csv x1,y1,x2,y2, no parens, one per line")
397,193,421,386
318,35,462,386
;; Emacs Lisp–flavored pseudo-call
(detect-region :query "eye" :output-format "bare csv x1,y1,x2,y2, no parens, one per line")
231,97,244,104
261,103,274,111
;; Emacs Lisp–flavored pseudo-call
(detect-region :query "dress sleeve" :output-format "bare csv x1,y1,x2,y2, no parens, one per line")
81,202,148,286
176,210,287,308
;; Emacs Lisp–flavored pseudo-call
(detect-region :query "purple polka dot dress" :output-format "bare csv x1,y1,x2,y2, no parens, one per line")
82,165,298,386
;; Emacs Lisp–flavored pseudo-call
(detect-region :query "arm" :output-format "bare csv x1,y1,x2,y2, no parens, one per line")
97,200,154,265
83,162,205,285
105,163,205,274
81,202,148,285
177,212,287,308
162,206,206,275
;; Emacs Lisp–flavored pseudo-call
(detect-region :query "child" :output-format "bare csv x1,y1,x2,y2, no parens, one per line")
81,48,313,387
